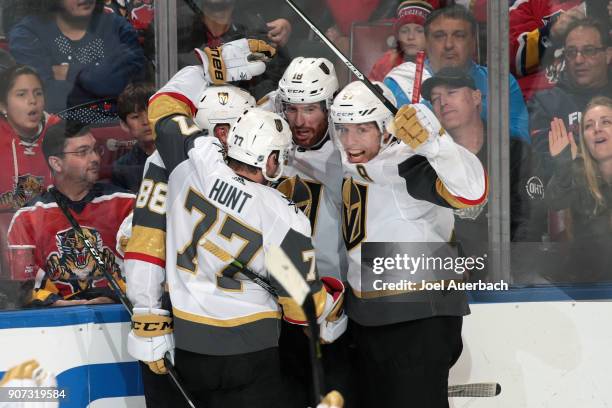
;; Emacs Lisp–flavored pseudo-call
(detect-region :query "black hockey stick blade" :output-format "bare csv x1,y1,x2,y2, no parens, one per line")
448,382,501,397
284,0,397,115
265,245,310,305
265,245,324,405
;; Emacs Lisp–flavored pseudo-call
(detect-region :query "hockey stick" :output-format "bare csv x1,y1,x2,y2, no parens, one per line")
448,382,501,397
284,0,398,115
265,245,325,406
201,240,278,297
183,0,203,16
412,50,426,104
49,188,198,408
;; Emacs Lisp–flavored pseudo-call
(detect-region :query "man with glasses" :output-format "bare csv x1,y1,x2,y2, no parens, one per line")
529,18,612,182
7,121,135,307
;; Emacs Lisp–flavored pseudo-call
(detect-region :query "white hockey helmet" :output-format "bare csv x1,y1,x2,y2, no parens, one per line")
194,85,256,135
226,108,293,182
277,57,339,111
329,81,397,148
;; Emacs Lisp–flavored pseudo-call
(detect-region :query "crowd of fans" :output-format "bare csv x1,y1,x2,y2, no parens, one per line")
0,0,609,311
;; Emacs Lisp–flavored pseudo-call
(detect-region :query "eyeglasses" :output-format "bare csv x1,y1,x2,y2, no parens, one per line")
564,46,606,60
61,145,104,157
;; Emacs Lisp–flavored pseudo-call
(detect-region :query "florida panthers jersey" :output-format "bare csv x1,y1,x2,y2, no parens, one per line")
140,66,326,356
7,184,135,305
276,138,348,281
339,136,487,326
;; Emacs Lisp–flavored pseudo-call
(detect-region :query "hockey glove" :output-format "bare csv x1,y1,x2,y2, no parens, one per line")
317,390,345,408
127,308,175,375
318,277,347,344
194,38,276,85
394,103,444,157
0,360,58,408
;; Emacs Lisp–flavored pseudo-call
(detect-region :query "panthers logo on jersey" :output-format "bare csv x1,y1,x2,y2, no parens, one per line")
277,175,323,233
342,177,368,251
46,227,120,293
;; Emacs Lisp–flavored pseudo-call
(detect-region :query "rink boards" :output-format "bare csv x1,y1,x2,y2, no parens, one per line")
1,285,612,407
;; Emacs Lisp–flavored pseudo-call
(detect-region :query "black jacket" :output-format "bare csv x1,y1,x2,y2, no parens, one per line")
528,74,612,182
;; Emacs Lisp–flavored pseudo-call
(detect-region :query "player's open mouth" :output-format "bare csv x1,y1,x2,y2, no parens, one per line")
295,130,311,138
347,150,365,160
594,137,607,144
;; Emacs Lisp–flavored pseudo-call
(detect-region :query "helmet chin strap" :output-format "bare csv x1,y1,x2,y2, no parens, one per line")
262,151,286,182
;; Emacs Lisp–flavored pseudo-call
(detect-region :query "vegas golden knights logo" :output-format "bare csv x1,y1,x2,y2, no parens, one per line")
342,177,368,250
218,92,229,105
277,175,323,232
275,119,284,132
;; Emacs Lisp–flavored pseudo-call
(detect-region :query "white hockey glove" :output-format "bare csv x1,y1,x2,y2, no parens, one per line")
127,308,175,375
316,390,344,408
318,277,347,344
0,360,58,408
394,103,444,157
194,38,276,85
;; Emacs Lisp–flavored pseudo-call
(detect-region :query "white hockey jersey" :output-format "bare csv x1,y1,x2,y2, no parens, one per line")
133,66,326,356
124,150,169,310
277,138,348,281
339,135,488,326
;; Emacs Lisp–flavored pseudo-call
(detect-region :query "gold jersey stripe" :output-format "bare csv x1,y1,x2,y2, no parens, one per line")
148,94,194,139
125,225,166,261
173,307,281,328
435,176,488,209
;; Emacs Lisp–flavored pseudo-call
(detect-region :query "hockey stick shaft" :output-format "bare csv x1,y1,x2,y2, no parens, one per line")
50,188,198,408
412,51,426,104
202,240,278,297
284,0,398,115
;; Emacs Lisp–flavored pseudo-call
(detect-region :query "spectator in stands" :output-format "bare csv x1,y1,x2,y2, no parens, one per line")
509,0,586,100
111,82,155,193
422,67,539,255
177,0,291,99
0,64,61,294
546,96,612,281
369,0,433,82
0,65,61,211
529,18,611,182
7,120,135,307
8,0,146,115
386,5,530,142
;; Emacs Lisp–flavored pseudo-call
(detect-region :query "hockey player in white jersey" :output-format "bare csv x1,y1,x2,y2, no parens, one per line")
272,57,352,407
330,81,488,407
125,39,344,407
